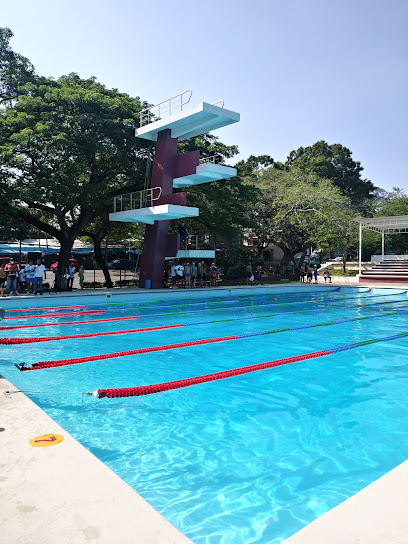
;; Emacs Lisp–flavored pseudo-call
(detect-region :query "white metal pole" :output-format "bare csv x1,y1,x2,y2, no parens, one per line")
382,231,385,260
359,222,362,275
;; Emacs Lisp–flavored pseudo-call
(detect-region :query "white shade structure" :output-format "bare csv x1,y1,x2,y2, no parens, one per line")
357,216,408,274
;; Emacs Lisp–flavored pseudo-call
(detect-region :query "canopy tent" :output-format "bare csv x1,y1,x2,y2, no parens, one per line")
357,215,408,274
0,243,94,256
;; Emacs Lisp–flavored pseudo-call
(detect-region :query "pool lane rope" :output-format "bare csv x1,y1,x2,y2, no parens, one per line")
3,296,408,335
4,306,408,345
4,289,400,323
90,329,408,399
0,315,141,331
4,310,104,320
14,305,408,370
4,288,343,316
6,305,86,313
2,323,183,344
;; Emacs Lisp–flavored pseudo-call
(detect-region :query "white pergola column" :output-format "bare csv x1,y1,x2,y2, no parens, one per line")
359,221,362,275
382,230,385,259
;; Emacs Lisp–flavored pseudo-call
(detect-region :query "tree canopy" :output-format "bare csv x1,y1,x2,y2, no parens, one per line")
285,140,376,209
0,67,151,287
244,165,359,269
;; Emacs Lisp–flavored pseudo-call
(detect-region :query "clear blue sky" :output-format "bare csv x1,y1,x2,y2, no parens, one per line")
2,0,407,191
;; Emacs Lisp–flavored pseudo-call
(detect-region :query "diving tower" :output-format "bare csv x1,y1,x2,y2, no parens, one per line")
109,90,240,288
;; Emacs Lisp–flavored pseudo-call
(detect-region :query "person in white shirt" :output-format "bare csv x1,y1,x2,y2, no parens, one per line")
67,264,76,291
24,261,35,293
34,259,46,295
170,263,177,288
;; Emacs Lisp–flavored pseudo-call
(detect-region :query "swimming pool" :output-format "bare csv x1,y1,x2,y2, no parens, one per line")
2,285,408,543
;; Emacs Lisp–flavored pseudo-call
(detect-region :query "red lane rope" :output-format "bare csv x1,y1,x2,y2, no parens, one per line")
1,324,183,344
4,310,105,320
6,305,85,313
0,315,141,331
18,335,240,371
96,350,332,398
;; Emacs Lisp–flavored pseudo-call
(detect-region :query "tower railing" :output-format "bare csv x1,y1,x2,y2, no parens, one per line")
113,187,162,212
186,234,211,250
199,155,220,165
139,90,193,127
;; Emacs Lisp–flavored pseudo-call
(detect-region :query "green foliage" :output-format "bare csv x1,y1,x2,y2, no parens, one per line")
246,167,359,268
0,27,36,104
285,140,376,208
0,34,151,288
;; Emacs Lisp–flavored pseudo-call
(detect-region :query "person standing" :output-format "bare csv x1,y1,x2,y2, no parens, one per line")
24,260,36,292
178,220,189,249
33,259,46,295
300,264,305,283
67,263,76,290
191,262,197,288
246,262,253,285
256,264,262,284
18,266,27,293
184,262,192,289
5,259,19,296
0,263,6,297
170,262,177,288
313,265,318,284
78,266,85,289
210,262,218,287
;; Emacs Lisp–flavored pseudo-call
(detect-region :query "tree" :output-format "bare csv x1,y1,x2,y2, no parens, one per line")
0,70,151,289
0,28,36,104
247,168,355,270
285,140,376,209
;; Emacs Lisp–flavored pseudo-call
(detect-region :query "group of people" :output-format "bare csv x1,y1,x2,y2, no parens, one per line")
0,258,47,296
245,263,263,285
0,258,85,296
299,264,332,283
64,263,85,291
169,261,218,288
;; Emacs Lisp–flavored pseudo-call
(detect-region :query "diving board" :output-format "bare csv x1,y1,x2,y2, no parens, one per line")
173,163,237,188
109,205,199,225
135,102,240,142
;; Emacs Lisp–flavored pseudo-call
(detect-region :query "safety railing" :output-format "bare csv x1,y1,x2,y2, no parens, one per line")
212,100,224,107
186,234,211,250
139,90,193,127
200,155,222,164
113,187,162,212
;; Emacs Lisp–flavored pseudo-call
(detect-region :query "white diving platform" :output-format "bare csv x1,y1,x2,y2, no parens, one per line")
135,102,240,142
165,250,215,261
173,163,237,188
109,204,199,225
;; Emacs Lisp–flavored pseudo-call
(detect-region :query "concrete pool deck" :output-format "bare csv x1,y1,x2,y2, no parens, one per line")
0,374,192,544
1,283,408,543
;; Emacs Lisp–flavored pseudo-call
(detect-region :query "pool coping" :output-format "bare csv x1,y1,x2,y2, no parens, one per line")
1,282,408,543
281,458,408,544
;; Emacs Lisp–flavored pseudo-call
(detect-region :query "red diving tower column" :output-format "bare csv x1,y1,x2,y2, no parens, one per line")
138,129,199,288
109,91,240,289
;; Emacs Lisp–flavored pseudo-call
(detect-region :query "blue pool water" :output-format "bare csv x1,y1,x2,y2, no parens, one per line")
1,285,408,543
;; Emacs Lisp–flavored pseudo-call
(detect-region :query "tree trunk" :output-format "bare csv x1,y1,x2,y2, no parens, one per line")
93,231,113,288
55,237,74,291
279,250,298,273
